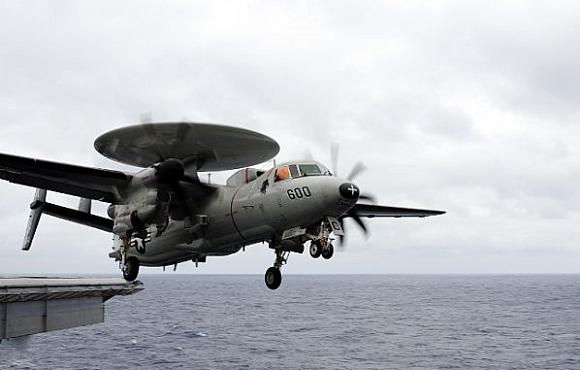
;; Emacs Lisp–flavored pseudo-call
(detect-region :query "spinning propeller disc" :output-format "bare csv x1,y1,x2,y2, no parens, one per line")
94,122,280,171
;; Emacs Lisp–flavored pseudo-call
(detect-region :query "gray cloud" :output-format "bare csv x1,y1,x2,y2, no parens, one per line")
0,1,578,275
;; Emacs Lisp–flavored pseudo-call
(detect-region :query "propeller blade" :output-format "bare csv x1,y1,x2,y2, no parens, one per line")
168,185,188,220
330,143,339,176
174,122,191,145
168,181,215,220
351,214,369,236
348,208,369,237
347,161,366,181
139,122,168,161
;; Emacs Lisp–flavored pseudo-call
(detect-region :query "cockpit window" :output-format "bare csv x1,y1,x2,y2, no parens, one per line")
298,164,322,176
289,164,300,178
275,166,290,182
274,163,330,181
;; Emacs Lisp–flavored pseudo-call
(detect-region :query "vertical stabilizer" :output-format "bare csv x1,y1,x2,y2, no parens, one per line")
22,188,47,251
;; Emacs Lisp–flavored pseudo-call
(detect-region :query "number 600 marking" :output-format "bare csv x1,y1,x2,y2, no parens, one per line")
287,186,312,200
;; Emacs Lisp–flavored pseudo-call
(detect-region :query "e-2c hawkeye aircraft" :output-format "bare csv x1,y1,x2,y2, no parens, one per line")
0,123,444,289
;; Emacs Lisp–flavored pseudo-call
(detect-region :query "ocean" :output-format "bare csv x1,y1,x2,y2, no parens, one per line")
1,275,579,370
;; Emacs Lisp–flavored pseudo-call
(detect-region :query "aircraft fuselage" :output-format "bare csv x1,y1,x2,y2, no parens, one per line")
122,167,356,267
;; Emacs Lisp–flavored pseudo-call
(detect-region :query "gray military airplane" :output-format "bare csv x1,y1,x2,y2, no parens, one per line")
0,122,444,289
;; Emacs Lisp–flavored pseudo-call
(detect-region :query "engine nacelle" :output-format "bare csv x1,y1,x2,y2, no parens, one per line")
108,188,170,235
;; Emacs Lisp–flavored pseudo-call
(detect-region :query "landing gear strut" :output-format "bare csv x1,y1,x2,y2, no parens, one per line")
265,249,289,290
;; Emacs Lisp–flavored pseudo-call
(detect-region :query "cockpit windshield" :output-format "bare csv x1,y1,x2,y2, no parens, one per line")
274,163,331,182
289,163,331,178
298,164,322,176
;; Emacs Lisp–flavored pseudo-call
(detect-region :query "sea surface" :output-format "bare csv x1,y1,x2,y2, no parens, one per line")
1,275,579,370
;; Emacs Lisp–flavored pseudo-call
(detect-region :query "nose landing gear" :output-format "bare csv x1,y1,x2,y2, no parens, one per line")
265,267,282,289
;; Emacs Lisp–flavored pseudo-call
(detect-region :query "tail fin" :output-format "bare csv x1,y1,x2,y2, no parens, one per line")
22,188,47,251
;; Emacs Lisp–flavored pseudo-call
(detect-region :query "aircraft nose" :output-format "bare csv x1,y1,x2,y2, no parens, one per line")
339,182,360,201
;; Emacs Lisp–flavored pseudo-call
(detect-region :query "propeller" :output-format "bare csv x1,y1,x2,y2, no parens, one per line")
329,143,374,247
137,119,193,164
137,114,214,220
136,114,202,184
153,158,216,220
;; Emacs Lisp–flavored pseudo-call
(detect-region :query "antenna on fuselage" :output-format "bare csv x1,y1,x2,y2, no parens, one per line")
207,173,212,184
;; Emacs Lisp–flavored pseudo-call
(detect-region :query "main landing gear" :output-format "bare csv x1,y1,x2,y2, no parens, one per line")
119,235,140,282
123,257,140,281
309,240,334,260
265,249,289,290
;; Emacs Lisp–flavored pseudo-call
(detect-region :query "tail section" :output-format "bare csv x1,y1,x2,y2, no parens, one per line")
21,189,111,251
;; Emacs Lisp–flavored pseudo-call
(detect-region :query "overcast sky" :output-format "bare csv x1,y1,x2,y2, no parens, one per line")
1,1,579,276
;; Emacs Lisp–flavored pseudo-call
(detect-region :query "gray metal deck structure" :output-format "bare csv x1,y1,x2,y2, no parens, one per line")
0,277,143,339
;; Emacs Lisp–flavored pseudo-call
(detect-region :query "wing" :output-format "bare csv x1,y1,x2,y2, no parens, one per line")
349,203,445,218
0,153,131,203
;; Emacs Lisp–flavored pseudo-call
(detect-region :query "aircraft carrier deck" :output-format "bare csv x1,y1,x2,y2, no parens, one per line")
0,277,143,340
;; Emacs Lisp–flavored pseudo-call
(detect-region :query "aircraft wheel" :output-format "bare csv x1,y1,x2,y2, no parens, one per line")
265,267,282,290
322,244,334,260
309,242,322,258
123,257,140,281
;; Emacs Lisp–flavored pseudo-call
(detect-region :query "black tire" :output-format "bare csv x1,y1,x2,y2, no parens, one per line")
309,242,322,258
322,244,334,260
123,257,140,281
265,267,282,290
